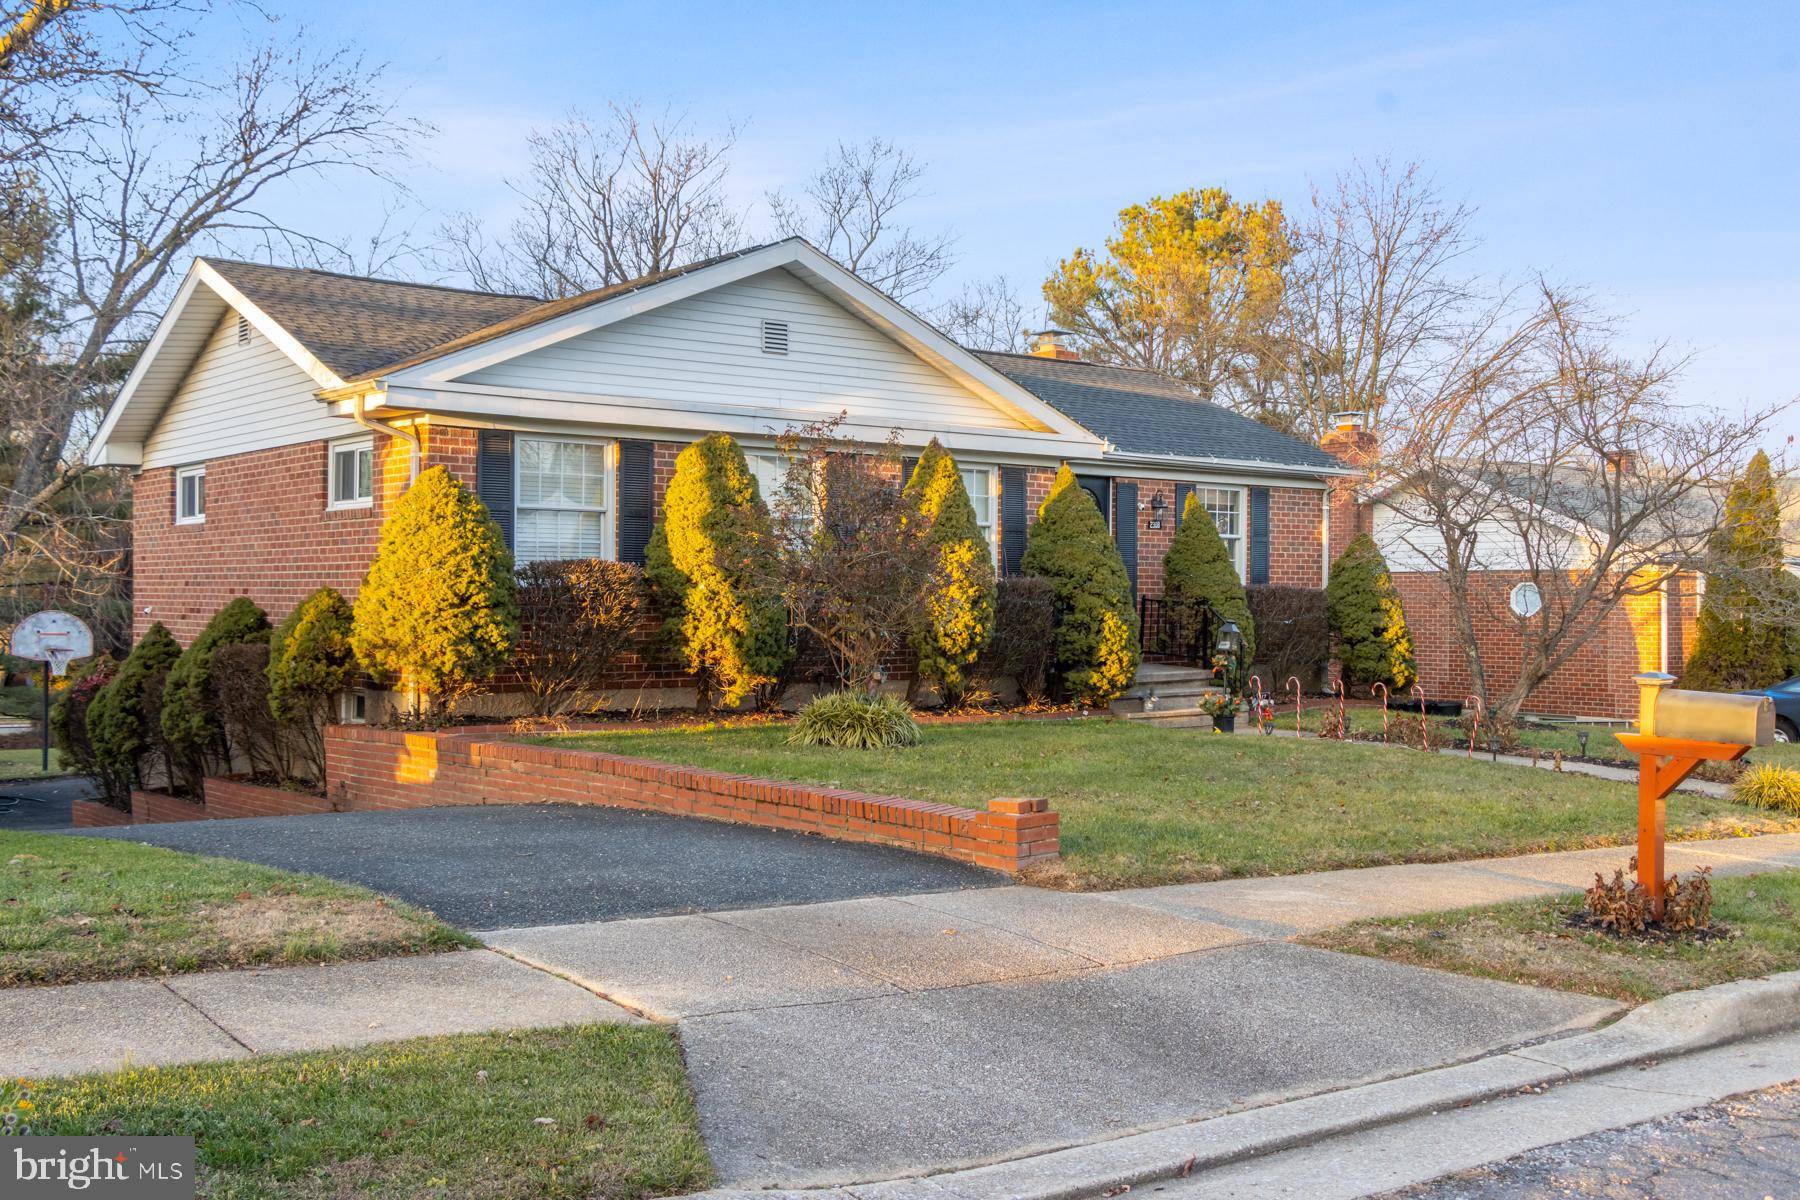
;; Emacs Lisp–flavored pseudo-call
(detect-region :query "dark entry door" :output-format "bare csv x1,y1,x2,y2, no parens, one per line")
1075,474,1112,531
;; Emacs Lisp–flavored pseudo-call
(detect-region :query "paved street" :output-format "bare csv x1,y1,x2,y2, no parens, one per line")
1389,1083,1800,1199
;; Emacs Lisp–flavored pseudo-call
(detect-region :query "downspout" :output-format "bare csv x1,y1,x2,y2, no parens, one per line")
351,390,420,484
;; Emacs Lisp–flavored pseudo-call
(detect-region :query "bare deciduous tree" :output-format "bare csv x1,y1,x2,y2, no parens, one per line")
934,273,1027,352
441,103,744,300
1274,157,1477,439
1378,284,1777,721
769,137,954,303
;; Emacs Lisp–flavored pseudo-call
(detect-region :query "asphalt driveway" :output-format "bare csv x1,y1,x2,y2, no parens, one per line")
74,803,1002,929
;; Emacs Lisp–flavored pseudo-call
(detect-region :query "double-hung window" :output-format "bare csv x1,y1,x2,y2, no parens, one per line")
327,435,374,509
175,465,205,525
959,466,998,560
515,436,612,563
1194,485,1244,578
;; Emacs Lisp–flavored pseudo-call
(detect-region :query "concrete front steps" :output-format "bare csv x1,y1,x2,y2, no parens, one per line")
1111,663,1229,729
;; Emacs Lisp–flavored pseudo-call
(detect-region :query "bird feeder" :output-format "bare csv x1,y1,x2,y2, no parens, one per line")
1614,671,1772,918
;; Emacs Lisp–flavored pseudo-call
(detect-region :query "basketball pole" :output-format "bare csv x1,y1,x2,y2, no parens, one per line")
40,656,49,773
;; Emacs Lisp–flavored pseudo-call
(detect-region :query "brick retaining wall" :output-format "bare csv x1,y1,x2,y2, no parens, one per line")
131,790,206,824
201,776,336,820
71,799,132,828
324,725,1059,874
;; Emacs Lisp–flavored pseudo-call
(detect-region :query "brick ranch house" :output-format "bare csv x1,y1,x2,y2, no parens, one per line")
90,237,1351,713
1321,419,1704,722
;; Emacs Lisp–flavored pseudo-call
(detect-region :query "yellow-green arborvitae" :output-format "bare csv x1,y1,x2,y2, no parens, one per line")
645,433,789,707
903,439,995,706
1020,466,1140,705
350,466,518,705
1163,493,1256,665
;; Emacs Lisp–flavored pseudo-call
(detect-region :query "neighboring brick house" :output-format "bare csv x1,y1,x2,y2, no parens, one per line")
1317,418,1703,722
92,237,1349,710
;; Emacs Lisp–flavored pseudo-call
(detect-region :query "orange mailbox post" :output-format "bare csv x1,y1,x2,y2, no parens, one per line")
1614,671,1773,919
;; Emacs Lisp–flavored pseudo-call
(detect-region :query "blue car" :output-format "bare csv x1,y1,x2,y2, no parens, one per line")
1739,677,1800,742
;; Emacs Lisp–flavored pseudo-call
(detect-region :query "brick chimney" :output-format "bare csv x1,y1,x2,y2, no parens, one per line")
1319,410,1377,468
1028,329,1080,361
1602,448,1637,475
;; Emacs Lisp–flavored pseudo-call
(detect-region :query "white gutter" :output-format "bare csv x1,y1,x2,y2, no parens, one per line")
352,391,420,484
1093,448,1357,480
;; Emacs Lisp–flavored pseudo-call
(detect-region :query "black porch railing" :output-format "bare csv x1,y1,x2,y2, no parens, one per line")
1138,595,1219,669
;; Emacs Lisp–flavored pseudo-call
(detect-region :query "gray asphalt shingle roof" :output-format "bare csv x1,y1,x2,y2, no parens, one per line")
975,351,1345,472
204,255,1341,476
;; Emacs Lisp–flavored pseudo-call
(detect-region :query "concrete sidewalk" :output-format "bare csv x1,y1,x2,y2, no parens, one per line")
4,831,1797,1186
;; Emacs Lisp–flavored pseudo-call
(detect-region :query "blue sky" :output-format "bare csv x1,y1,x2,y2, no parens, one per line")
260,0,1800,444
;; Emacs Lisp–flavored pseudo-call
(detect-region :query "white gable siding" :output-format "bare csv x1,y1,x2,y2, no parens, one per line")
1373,500,1587,573
141,312,342,469
458,268,1028,431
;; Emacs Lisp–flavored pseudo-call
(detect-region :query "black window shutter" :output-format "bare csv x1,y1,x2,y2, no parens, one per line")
476,431,514,551
1249,485,1271,585
1175,482,1195,529
902,456,918,484
617,439,654,565
1115,482,1138,599
1000,466,1027,576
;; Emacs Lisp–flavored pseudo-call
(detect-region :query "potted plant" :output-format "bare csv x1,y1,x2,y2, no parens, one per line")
1199,692,1240,733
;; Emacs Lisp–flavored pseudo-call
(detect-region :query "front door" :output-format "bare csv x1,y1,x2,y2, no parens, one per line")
1075,474,1112,532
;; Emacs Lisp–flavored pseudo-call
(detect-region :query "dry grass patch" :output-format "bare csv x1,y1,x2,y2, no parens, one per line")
1306,869,1800,1004
2,830,472,986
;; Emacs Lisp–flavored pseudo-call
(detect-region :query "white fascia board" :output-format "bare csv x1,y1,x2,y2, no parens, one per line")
366,384,1087,463
1087,450,1349,486
90,259,346,468
386,239,1107,452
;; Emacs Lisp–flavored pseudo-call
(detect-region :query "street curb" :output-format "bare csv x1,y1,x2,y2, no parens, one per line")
676,969,1800,1200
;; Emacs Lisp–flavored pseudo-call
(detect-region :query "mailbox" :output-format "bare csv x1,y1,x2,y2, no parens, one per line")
1635,673,1773,747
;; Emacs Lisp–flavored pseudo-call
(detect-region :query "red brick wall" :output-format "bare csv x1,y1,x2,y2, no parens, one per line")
133,424,476,642
71,798,132,827
1118,478,1325,599
1391,570,1684,720
202,775,337,819
324,724,1059,874
131,790,206,823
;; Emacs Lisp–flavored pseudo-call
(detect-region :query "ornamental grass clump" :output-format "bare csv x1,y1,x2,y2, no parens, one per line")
1732,762,1800,816
787,691,922,750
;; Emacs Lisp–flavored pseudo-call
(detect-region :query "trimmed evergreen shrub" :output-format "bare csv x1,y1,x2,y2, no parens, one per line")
1681,451,1798,692
211,642,282,780
1325,532,1416,690
88,623,181,805
49,655,115,783
787,691,922,749
351,466,519,713
645,433,789,708
903,440,996,707
1163,494,1256,667
161,597,270,795
1021,466,1140,705
515,559,646,716
1247,585,1329,688
267,586,356,788
990,576,1057,702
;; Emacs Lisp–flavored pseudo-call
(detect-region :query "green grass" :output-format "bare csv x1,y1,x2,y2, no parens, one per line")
0,746,64,778
1272,706,1800,768
1306,870,1800,1004
11,1024,713,1199
1,831,475,986
545,719,1799,889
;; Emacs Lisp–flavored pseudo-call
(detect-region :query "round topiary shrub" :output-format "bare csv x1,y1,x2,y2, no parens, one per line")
786,691,922,750
1732,762,1800,815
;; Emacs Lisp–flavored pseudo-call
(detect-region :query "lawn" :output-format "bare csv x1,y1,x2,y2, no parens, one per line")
546,719,1800,889
1272,705,1800,769
1305,870,1800,1004
0,746,64,778
10,1023,713,1199
1,830,473,986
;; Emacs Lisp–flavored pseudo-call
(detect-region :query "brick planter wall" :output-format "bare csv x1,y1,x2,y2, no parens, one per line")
202,776,336,820
130,790,206,824
70,798,132,828
324,725,1059,874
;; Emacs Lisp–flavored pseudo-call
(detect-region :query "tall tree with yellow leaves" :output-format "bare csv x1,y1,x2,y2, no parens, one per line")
1043,187,1291,402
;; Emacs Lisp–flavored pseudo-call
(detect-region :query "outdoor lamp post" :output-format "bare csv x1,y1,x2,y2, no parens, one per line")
1216,621,1244,690
1577,729,1590,757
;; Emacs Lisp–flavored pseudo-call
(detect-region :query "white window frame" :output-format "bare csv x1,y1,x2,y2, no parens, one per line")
339,689,369,724
513,435,615,565
1510,581,1544,618
959,464,999,563
1191,484,1246,580
326,434,375,510
174,464,205,525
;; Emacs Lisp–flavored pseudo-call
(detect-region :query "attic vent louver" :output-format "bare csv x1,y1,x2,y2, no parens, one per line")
760,319,790,355
235,315,251,346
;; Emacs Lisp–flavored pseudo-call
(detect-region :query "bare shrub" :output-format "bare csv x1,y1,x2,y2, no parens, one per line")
211,642,283,781
516,559,646,716
1247,585,1329,690
990,576,1056,702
